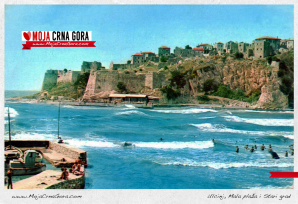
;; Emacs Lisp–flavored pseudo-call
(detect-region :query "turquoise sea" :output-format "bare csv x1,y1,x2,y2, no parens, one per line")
4,91,294,189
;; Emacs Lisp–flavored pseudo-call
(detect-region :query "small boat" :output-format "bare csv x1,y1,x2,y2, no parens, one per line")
7,150,46,176
4,108,46,176
24,150,43,163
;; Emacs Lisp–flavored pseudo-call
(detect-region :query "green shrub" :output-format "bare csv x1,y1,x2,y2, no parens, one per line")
117,82,127,93
197,95,210,101
160,85,180,100
160,56,168,62
266,56,272,65
214,85,234,98
234,52,244,59
203,79,218,93
170,70,186,89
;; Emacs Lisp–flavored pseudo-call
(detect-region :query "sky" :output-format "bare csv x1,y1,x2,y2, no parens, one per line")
5,5,294,90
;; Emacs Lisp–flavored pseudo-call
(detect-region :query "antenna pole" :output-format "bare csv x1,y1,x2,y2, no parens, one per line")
8,107,12,149
58,102,60,139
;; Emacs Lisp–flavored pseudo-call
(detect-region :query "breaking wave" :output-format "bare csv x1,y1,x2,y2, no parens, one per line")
242,110,294,114
134,141,214,149
62,105,102,110
66,139,117,148
115,110,149,116
4,131,57,140
156,160,294,169
191,123,293,139
223,115,294,126
151,108,217,114
123,104,137,109
5,107,19,118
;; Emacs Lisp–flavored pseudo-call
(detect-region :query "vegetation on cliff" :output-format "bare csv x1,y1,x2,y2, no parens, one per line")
158,50,293,108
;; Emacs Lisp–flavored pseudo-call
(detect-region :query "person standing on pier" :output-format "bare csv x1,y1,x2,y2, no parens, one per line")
7,169,13,189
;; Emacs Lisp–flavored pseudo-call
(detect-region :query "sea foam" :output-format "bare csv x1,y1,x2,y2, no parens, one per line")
223,115,294,126
5,107,19,118
115,110,149,116
151,108,217,114
158,160,294,169
191,123,293,139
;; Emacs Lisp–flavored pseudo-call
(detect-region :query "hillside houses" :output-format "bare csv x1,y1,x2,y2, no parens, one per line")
110,35,293,70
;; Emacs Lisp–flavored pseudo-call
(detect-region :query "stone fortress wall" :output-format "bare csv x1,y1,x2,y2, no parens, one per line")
83,70,165,98
57,70,81,84
42,70,59,91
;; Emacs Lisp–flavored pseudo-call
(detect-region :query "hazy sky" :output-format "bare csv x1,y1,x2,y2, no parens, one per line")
5,5,294,90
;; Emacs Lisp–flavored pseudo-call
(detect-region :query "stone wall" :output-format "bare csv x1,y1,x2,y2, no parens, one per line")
46,173,85,189
5,140,49,147
57,70,81,83
49,141,87,161
42,70,58,91
83,70,165,98
94,71,146,93
254,40,271,58
83,72,97,98
81,61,102,72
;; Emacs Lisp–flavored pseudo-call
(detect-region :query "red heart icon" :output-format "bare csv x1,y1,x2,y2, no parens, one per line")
23,31,31,41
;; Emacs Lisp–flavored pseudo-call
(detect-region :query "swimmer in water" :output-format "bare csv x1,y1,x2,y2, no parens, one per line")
285,151,288,157
244,145,248,150
250,146,254,152
254,144,257,149
236,146,239,153
261,144,265,151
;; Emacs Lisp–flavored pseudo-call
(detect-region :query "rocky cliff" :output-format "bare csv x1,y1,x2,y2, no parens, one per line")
166,52,293,109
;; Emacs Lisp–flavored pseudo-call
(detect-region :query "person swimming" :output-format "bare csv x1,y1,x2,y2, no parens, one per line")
236,146,239,153
285,151,288,157
254,144,257,149
244,145,248,150
261,144,265,151
250,146,254,152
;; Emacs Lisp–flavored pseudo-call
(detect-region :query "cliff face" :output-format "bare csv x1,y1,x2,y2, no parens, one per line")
187,57,289,109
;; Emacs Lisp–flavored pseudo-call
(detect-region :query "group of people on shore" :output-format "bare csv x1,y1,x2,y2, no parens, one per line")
59,158,85,180
235,143,294,159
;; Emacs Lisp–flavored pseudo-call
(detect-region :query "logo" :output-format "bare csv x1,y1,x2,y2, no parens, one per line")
23,31,31,41
22,31,96,50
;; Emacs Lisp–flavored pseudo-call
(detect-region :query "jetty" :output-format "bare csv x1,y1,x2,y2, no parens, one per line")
4,139,87,189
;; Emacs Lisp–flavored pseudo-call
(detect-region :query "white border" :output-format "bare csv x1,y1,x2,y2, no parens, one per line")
1,1,297,204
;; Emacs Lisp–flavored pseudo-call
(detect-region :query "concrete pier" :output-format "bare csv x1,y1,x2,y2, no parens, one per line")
5,168,85,189
4,140,87,189
5,140,87,167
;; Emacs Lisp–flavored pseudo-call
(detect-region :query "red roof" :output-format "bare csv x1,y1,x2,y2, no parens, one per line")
159,46,170,49
193,48,204,51
142,52,156,55
217,42,223,44
256,36,281,40
133,53,144,56
197,43,212,47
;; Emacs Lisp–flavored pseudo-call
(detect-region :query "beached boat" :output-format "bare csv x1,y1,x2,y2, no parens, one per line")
7,150,46,176
24,150,43,163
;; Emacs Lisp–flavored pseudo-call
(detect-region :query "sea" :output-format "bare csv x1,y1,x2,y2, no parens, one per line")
4,90,294,189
